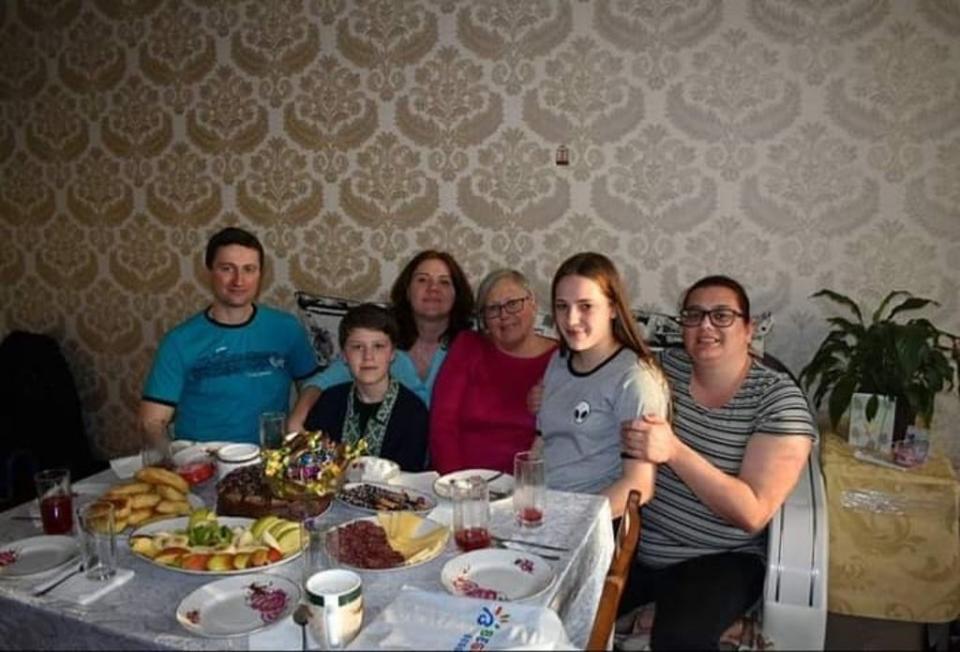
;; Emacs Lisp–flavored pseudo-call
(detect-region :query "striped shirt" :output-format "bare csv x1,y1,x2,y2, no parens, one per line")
638,348,818,568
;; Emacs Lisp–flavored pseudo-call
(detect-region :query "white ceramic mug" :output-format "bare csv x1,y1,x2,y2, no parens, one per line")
305,569,363,650
215,443,261,480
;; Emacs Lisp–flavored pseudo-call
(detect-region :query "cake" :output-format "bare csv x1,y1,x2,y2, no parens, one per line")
215,464,333,519
215,431,362,519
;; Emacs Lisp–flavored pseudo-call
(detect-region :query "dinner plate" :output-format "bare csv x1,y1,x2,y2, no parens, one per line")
176,573,301,637
337,482,437,514
128,516,303,575
328,515,448,571
0,536,80,578
441,548,554,601
433,470,515,500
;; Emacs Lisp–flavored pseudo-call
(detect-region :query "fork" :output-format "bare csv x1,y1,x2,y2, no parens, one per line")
491,539,559,561
491,535,569,553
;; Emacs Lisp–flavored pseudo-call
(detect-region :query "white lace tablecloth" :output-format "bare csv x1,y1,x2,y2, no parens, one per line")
0,469,614,650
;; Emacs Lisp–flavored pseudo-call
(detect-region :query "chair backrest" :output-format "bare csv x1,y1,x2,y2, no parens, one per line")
587,489,642,651
0,330,105,510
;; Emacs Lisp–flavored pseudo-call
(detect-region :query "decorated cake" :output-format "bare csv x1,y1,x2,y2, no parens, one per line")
216,431,363,519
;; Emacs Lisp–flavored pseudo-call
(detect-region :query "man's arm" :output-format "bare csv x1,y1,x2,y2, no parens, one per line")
138,399,175,445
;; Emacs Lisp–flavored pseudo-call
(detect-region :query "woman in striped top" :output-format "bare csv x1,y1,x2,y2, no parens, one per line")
619,275,817,650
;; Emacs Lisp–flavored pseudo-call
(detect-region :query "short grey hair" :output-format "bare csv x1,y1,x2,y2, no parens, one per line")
475,268,535,330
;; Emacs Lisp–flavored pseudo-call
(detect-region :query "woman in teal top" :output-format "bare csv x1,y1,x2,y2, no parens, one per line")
288,250,474,430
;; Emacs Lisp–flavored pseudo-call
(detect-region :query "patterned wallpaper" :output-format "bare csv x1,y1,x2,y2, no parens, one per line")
1,0,959,463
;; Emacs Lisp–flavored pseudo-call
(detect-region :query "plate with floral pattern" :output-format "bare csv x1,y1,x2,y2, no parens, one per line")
0,536,79,578
176,574,301,637
440,548,554,602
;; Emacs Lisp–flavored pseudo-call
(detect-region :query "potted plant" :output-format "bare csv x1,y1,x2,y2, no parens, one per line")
800,289,960,441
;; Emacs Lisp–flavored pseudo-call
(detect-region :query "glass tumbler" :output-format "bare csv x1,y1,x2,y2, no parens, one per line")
513,451,545,528
452,476,491,551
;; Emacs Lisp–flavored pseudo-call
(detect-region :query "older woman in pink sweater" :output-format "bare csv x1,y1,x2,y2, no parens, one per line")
429,269,556,474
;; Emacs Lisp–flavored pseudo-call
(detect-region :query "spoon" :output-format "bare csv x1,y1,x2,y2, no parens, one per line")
293,604,310,651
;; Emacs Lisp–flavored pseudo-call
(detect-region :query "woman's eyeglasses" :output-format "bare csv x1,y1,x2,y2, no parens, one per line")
678,308,744,328
483,296,529,320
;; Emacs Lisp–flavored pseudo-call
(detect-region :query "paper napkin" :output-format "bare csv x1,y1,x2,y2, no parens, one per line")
48,568,134,605
109,455,142,479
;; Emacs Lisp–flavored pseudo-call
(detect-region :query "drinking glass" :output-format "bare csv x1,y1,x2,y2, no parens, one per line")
140,419,174,469
34,468,73,535
452,476,490,551
259,411,287,450
303,521,341,583
78,502,117,580
513,451,545,528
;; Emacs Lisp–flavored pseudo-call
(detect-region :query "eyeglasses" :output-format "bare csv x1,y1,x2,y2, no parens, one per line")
482,296,530,320
678,307,745,328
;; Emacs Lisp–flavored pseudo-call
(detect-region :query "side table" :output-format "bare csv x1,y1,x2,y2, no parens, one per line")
822,433,960,622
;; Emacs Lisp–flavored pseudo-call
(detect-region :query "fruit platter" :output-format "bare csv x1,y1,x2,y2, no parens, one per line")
128,509,303,575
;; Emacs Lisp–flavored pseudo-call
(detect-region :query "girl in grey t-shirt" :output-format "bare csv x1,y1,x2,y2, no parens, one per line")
536,252,669,517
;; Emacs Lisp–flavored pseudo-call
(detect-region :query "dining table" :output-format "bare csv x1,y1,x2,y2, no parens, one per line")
0,467,614,650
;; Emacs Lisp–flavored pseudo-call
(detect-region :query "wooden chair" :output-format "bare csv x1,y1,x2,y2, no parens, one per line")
587,489,642,651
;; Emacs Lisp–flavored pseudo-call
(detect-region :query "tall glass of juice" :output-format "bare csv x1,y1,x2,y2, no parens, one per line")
34,468,73,535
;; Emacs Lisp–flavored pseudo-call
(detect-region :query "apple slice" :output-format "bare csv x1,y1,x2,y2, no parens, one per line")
276,528,302,555
232,552,252,570
266,547,283,563
181,553,212,571
206,553,235,572
250,548,270,567
154,548,188,566
130,536,159,559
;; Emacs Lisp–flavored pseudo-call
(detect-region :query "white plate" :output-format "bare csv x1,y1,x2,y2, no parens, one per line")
0,536,80,578
176,573,301,637
441,548,554,601
330,515,448,571
347,456,400,483
337,482,437,514
433,470,515,500
128,516,302,575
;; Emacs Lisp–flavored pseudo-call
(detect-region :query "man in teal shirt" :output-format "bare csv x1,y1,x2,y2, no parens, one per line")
140,227,318,445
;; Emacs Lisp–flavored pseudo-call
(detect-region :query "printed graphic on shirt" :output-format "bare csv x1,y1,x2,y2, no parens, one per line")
189,351,287,381
573,400,591,424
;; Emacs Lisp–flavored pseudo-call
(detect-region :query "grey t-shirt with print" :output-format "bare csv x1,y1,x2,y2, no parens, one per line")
537,347,669,495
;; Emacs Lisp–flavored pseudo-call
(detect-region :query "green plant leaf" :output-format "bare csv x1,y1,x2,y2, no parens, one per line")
888,296,939,321
865,394,879,421
828,375,858,428
872,290,912,322
811,289,864,324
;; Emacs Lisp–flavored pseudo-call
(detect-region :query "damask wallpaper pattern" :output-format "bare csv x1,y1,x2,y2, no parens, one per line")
0,0,958,462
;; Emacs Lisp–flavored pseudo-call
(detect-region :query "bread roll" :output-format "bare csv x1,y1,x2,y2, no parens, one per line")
135,466,189,494
105,482,152,496
155,485,186,502
127,508,154,526
129,492,162,509
155,499,191,515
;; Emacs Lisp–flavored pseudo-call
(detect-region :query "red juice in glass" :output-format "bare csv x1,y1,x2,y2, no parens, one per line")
40,494,74,534
519,506,543,527
455,527,491,551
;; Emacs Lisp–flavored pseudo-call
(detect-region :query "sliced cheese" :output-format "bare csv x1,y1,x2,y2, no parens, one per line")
375,512,449,563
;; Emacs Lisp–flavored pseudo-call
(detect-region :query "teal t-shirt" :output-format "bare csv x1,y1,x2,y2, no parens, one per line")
143,305,318,444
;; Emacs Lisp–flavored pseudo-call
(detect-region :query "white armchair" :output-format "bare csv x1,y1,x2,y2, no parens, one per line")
761,449,828,649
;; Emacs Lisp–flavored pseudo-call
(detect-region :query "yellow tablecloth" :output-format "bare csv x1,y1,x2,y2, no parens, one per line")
822,434,960,622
